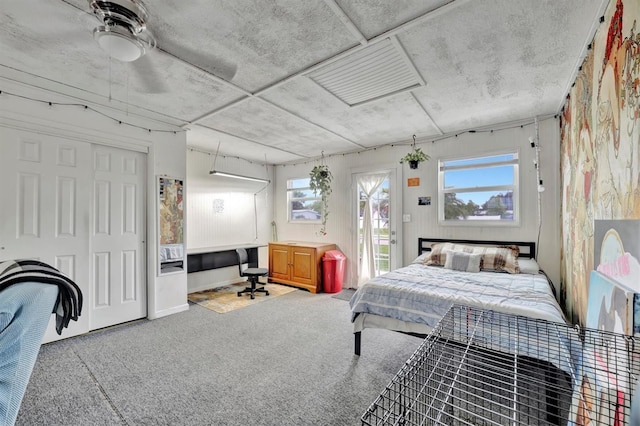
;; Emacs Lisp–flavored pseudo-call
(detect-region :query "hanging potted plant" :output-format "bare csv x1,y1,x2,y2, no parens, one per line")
400,135,430,169
309,163,332,235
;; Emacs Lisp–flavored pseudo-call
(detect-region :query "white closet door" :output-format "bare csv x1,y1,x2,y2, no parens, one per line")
90,145,147,330
0,128,148,340
0,128,92,341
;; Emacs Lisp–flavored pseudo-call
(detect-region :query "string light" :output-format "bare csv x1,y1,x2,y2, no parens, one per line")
280,116,556,167
1,90,558,166
0,89,184,134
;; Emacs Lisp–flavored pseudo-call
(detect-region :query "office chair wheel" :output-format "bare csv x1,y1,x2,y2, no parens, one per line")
237,292,242,297
250,294,255,300
265,291,270,296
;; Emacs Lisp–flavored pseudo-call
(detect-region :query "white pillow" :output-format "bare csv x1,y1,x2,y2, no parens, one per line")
444,250,482,273
518,258,540,274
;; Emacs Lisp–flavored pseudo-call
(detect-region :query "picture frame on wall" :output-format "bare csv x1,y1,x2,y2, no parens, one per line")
158,176,184,275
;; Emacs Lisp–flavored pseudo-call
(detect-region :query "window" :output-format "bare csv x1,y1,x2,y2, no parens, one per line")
287,178,322,223
438,152,519,225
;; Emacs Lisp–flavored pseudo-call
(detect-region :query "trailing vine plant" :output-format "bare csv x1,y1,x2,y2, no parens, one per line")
400,134,430,169
309,154,333,235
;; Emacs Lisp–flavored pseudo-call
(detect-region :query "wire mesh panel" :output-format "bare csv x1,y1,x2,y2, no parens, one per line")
361,304,640,426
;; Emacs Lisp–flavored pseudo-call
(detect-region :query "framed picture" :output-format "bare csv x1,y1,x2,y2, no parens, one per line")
158,176,184,275
418,196,431,206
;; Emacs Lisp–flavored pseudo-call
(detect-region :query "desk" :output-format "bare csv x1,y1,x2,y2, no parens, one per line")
187,244,265,273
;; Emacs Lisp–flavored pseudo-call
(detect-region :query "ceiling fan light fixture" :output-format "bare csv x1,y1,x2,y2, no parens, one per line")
89,0,155,62
93,25,146,62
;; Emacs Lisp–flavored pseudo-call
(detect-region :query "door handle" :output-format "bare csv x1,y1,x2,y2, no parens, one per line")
390,239,396,244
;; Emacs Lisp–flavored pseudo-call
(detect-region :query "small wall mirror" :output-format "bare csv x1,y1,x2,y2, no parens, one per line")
158,176,184,275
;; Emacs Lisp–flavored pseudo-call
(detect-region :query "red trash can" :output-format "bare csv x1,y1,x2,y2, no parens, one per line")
322,250,346,293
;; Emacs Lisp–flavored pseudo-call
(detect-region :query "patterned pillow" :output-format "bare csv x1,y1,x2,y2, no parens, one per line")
480,246,520,274
425,243,456,266
426,243,520,274
444,250,482,272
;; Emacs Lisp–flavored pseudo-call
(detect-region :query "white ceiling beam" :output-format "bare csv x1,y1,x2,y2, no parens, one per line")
410,92,444,136
252,97,366,149
194,124,314,159
185,96,250,127
323,0,367,45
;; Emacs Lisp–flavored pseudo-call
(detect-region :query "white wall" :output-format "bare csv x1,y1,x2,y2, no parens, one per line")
185,149,273,293
273,117,562,290
0,79,188,322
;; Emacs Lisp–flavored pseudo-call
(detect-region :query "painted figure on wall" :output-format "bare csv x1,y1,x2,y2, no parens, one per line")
561,0,640,325
561,48,596,325
595,0,638,219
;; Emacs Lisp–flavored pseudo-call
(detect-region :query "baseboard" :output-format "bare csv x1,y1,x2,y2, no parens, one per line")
149,303,189,320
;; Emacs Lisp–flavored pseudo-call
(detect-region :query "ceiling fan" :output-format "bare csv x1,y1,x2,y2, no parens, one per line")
89,0,154,63
86,0,237,91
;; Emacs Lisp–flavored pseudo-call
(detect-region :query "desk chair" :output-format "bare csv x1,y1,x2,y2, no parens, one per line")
236,248,269,300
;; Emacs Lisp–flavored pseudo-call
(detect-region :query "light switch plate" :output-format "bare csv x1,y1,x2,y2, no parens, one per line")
403,214,411,222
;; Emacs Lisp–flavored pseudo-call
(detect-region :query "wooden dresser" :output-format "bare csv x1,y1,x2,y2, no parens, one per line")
268,241,336,293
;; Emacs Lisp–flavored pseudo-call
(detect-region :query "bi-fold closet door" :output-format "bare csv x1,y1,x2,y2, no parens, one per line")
0,128,147,342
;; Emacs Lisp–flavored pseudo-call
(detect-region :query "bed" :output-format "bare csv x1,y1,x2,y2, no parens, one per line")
352,239,640,424
349,238,567,356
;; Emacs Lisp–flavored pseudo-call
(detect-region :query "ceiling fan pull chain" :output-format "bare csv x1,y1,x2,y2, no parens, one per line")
108,56,112,102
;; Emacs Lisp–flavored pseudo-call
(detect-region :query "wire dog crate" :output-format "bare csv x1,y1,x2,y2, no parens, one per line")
362,304,640,426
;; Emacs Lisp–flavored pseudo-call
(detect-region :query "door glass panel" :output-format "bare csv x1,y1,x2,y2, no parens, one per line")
358,177,390,275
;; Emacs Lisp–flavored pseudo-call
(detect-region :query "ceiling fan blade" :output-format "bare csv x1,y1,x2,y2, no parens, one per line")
129,54,168,94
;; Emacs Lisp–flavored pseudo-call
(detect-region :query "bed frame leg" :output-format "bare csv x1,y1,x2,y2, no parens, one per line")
354,331,361,356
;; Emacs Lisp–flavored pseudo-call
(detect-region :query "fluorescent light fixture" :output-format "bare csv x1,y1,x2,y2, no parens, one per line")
209,170,270,183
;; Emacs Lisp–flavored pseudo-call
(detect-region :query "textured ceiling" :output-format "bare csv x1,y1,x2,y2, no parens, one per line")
0,0,607,164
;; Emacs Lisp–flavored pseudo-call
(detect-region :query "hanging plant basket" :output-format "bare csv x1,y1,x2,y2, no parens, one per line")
309,163,332,235
400,135,430,169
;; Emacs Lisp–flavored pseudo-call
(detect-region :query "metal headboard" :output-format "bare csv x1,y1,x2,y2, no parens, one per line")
418,238,536,259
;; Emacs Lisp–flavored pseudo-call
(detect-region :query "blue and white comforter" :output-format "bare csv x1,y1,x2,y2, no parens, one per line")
350,263,567,329
350,264,577,374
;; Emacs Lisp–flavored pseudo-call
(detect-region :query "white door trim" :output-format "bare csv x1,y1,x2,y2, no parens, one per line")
350,163,402,285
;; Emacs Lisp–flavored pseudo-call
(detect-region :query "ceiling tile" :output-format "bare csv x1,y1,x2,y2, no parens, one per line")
197,97,356,158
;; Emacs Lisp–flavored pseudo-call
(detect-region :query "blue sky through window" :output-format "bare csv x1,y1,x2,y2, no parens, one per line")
442,154,516,206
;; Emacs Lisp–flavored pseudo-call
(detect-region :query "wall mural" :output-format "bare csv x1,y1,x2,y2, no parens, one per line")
560,0,640,325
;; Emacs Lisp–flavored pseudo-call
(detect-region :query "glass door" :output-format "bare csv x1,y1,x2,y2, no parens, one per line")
353,167,400,286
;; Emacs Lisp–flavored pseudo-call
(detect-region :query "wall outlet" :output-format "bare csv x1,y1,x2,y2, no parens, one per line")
402,214,411,223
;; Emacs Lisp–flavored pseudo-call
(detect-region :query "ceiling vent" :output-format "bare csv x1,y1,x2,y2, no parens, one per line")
308,38,425,107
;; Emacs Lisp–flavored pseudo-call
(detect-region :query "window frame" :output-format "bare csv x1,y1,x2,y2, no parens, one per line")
287,177,322,224
437,150,520,227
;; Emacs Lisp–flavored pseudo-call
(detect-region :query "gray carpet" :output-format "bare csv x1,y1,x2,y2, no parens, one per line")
331,288,356,302
17,289,422,425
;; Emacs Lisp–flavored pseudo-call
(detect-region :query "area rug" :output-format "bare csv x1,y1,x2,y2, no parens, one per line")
188,282,297,313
